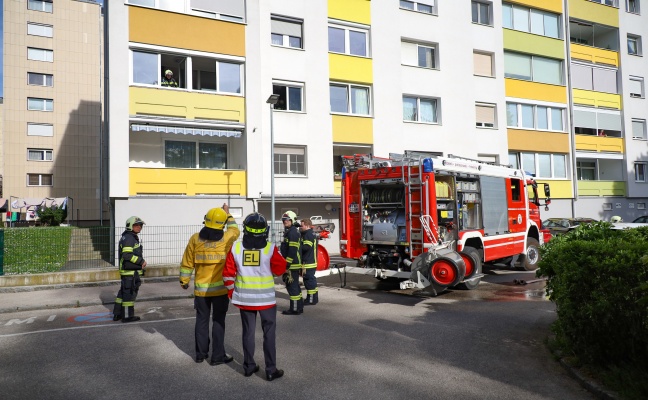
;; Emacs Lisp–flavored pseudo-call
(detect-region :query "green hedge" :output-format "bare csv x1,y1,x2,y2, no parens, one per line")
538,222,648,397
1,227,72,274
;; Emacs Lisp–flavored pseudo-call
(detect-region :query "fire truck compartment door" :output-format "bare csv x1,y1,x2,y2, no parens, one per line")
372,223,399,242
480,176,509,235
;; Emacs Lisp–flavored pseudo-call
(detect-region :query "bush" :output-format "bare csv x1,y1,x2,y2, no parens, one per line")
538,221,648,371
36,205,68,226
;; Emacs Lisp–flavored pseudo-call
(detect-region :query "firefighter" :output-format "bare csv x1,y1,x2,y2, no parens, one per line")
279,210,303,315
299,218,319,305
179,203,240,365
223,213,286,381
113,216,147,323
161,69,178,87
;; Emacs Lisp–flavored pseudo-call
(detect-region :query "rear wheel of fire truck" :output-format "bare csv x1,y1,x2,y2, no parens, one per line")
520,238,541,271
456,247,482,290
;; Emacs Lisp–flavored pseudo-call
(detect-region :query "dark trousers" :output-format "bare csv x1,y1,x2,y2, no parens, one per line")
303,268,318,294
240,307,277,375
285,269,302,300
113,274,141,318
194,295,229,361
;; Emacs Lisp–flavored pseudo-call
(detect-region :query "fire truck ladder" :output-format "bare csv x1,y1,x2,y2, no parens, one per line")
401,156,425,257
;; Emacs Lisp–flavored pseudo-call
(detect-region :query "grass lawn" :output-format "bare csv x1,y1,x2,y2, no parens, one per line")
1,227,72,274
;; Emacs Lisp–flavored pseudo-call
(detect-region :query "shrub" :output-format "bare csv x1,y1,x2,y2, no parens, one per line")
36,204,68,226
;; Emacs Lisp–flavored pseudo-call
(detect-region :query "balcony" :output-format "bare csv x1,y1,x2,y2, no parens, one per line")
575,135,623,152
577,180,625,196
129,168,246,196
570,43,619,66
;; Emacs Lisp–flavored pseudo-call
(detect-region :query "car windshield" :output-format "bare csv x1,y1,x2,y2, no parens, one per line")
633,216,648,223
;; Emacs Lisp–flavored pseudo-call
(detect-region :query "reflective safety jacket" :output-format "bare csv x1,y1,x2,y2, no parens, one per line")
280,225,301,270
161,77,178,87
179,220,240,297
119,230,145,276
223,242,286,310
300,228,317,269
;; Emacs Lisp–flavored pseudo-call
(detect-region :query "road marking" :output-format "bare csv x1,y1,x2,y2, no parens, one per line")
47,315,56,322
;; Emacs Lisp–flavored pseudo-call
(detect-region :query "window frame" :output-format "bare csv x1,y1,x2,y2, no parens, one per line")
475,103,497,128
27,97,53,111
27,47,53,62
517,151,568,179
270,15,304,49
27,173,53,187
401,40,438,69
626,0,640,13
328,22,370,58
502,3,561,39
272,81,305,112
629,76,645,98
28,0,53,13
27,72,53,87
274,145,307,177
472,1,493,26
588,0,619,6
402,95,440,124
329,82,372,116
628,34,643,55
473,51,495,77
506,102,565,132
27,22,53,38
504,52,564,85
635,162,647,182
632,118,647,140
27,123,54,137
27,148,53,162
399,1,436,15
163,139,229,169
577,160,598,180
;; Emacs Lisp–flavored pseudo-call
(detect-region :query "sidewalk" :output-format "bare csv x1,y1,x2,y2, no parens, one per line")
0,277,192,314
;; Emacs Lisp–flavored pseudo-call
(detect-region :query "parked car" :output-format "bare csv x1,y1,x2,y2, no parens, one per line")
632,216,648,223
611,215,648,230
542,217,597,236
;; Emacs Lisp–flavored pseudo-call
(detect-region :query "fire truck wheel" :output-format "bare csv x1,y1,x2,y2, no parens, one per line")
459,247,481,280
429,258,461,287
521,238,541,271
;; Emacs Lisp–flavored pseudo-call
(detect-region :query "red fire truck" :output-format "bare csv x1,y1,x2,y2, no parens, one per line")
339,153,551,295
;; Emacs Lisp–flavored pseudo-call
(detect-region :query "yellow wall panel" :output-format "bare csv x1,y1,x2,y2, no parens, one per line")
570,44,619,66
129,6,245,56
575,135,624,152
504,30,565,59
536,179,573,199
329,53,373,83
577,180,626,197
507,0,563,13
505,79,567,103
569,0,619,27
130,87,245,122
332,115,373,144
508,129,570,152
130,168,246,196
328,0,371,24
572,89,621,109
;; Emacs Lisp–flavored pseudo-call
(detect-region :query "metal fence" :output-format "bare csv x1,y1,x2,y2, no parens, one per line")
0,223,285,276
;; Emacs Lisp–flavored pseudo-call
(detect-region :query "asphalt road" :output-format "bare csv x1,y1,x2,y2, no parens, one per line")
0,263,593,400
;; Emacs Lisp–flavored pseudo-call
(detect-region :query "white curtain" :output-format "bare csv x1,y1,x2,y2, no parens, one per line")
420,99,436,122
351,87,369,115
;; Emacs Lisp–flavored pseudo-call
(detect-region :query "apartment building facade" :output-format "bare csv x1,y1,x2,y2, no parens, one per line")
107,0,647,254
2,0,104,224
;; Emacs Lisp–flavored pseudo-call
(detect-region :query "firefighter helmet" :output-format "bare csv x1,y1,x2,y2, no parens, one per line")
125,216,145,231
281,210,297,224
165,69,173,76
243,213,269,239
204,207,228,229
610,216,623,223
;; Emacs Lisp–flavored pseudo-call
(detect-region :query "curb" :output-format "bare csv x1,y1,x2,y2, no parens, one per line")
558,358,619,400
0,275,179,293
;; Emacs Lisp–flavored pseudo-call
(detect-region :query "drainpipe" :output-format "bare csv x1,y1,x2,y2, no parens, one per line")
564,0,578,218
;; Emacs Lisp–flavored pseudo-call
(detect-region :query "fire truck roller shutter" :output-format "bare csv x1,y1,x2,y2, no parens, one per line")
410,248,466,290
456,247,482,290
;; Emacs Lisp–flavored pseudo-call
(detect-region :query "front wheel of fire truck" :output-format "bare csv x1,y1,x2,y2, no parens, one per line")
456,247,482,290
520,238,541,271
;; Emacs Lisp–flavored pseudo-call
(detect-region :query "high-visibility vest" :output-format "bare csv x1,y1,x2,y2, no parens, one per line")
230,242,277,307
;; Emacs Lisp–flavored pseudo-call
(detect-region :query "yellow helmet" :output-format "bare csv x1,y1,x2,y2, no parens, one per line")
165,69,173,76
281,210,297,224
204,207,228,229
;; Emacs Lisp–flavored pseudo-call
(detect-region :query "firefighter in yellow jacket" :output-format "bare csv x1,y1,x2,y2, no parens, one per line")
180,203,240,364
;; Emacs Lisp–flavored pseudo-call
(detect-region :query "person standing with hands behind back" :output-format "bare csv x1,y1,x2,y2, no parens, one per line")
299,218,319,306
280,210,303,315
113,216,147,323
223,213,286,381
180,203,240,365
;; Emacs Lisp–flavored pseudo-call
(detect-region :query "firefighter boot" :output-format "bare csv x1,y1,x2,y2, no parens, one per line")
282,300,303,315
304,292,318,306
297,298,304,313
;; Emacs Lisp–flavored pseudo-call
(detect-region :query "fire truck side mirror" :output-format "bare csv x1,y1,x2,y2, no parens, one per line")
544,184,551,198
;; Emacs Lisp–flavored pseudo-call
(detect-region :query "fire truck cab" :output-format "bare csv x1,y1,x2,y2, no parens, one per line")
339,152,551,295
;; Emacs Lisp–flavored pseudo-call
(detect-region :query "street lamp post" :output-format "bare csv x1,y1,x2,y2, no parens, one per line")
266,94,280,243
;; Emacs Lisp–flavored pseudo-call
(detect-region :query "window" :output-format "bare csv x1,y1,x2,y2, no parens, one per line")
475,103,496,128
274,146,306,176
28,0,52,13
629,76,645,98
474,51,494,77
271,16,303,49
27,47,53,62
164,140,227,169
506,102,564,131
328,23,369,57
632,119,647,139
28,98,53,111
588,0,618,5
401,41,437,69
569,21,619,50
502,3,560,39
504,52,562,85
131,49,243,94
399,1,435,14
628,34,642,55
517,152,567,178
27,174,53,186
28,123,53,136
573,107,622,137
27,23,53,37
272,82,303,112
28,72,53,87
472,1,492,26
627,0,640,13
577,161,597,180
508,153,519,169
636,163,647,182
571,63,618,94
403,96,438,123
27,149,53,161
330,83,371,115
